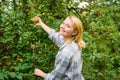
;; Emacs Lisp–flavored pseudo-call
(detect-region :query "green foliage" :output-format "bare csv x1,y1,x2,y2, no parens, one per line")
0,0,120,80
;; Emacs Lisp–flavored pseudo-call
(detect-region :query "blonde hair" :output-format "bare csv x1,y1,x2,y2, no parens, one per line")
68,16,86,49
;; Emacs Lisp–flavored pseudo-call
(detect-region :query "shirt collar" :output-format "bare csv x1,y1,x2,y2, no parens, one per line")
59,42,67,51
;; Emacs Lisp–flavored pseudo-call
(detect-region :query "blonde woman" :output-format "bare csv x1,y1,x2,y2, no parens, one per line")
33,15,85,80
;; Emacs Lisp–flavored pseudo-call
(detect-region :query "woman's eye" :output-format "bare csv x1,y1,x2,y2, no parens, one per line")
67,26,71,28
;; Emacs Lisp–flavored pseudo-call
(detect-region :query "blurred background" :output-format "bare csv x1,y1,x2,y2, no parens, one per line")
0,0,120,80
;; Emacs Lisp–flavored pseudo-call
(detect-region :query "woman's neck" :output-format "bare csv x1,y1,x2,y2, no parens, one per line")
64,38,72,44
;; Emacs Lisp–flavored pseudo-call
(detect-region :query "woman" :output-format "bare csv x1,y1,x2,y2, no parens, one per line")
33,15,86,80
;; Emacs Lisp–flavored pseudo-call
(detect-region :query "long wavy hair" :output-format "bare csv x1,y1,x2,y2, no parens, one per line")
68,16,86,49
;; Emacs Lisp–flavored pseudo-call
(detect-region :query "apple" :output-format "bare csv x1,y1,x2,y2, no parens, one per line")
28,3,34,9
31,17,39,24
30,43,36,49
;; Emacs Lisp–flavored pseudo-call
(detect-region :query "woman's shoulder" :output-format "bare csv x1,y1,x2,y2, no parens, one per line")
66,41,79,52
61,41,80,58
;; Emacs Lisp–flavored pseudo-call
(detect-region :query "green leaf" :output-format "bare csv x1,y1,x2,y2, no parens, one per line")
0,73,4,80
9,72,16,78
12,53,17,58
16,73,23,80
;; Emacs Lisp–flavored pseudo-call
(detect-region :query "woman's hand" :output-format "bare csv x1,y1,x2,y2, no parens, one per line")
31,16,42,26
34,68,46,78
32,16,52,34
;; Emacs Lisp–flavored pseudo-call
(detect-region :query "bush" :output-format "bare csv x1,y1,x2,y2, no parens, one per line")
0,0,120,80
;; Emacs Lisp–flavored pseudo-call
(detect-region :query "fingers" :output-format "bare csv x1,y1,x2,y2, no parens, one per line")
34,68,46,78
31,16,40,24
34,68,40,76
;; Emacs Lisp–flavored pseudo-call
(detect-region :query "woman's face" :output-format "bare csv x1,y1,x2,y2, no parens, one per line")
59,17,76,39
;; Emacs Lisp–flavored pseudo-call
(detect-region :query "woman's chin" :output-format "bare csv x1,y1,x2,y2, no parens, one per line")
59,31,62,35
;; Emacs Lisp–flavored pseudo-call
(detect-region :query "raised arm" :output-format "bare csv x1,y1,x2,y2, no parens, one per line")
32,16,64,47
32,16,52,34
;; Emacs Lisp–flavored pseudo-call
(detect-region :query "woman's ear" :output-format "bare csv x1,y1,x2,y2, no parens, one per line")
72,30,77,36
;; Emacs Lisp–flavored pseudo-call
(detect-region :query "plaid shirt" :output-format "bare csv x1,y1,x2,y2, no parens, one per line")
45,29,84,80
